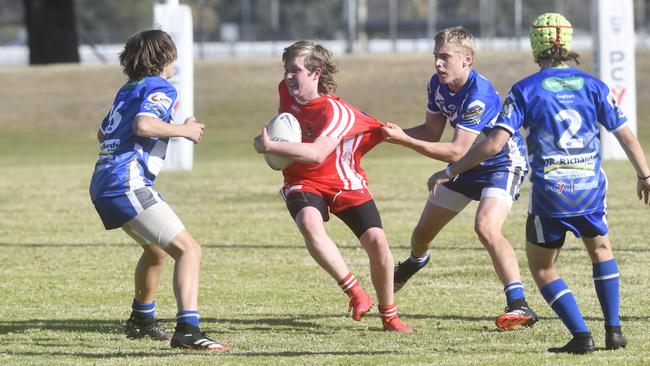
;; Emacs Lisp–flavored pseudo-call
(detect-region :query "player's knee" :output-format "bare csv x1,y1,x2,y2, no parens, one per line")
530,266,557,286
474,220,500,246
295,210,323,233
178,243,202,264
527,256,554,275
360,226,384,241
144,246,168,265
359,228,389,251
166,232,202,260
191,242,203,259
185,238,202,259
295,214,313,230
585,238,613,258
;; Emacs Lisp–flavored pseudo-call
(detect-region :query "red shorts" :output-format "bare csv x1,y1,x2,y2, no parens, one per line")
281,180,373,214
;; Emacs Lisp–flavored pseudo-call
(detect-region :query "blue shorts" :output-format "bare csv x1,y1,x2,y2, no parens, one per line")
526,211,609,248
444,168,525,201
93,187,164,229
430,168,525,213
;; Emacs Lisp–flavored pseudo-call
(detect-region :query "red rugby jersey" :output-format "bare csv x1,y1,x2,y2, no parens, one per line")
278,81,383,190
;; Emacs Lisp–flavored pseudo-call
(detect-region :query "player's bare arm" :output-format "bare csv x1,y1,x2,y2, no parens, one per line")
613,125,650,204
410,111,446,142
383,111,445,144
380,122,410,144
383,122,477,163
254,126,339,164
133,115,205,143
427,128,512,191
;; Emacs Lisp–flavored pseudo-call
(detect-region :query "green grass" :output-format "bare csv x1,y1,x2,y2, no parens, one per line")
2,51,650,365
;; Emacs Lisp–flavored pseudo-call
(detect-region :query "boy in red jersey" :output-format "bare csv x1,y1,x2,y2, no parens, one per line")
254,40,413,333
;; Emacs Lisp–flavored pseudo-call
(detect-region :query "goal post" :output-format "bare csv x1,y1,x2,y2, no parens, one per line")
154,0,195,170
592,0,637,160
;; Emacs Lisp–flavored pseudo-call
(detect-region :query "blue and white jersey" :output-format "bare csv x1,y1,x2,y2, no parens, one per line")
428,69,527,175
89,76,176,228
496,67,628,217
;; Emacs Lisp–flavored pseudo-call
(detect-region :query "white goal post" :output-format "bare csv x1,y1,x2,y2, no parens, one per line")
592,0,637,160
154,0,195,171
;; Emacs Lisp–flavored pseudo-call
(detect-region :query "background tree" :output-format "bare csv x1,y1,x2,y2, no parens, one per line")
23,0,80,64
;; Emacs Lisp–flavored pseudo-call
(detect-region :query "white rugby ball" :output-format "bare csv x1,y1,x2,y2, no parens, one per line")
264,112,302,170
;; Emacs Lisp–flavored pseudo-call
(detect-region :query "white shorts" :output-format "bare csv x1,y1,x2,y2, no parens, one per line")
428,184,514,213
122,201,185,249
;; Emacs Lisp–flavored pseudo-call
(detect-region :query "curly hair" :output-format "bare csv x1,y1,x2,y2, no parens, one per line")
536,47,581,66
119,29,177,80
282,40,338,95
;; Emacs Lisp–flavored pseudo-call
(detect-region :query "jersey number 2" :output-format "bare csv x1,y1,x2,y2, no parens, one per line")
556,109,584,149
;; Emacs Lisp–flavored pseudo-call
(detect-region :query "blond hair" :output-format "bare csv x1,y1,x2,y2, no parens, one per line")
434,27,475,66
282,41,338,95
119,29,177,80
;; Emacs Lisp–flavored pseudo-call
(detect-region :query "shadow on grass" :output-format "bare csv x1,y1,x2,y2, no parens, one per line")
0,243,133,248
5,314,644,333
1,350,185,359
0,315,368,338
405,313,650,321
4,242,650,253
0,315,325,335
226,350,398,357
201,316,327,334
0,319,119,334
0,318,406,360
215,313,650,334
3,349,399,359
0,242,316,250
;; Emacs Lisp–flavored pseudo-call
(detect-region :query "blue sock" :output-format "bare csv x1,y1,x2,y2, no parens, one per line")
409,251,430,268
504,281,526,307
541,278,589,335
593,258,621,327
176,310,200,327
132,299,155,319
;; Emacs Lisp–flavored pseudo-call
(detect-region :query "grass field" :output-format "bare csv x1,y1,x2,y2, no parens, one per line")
1,50,650,365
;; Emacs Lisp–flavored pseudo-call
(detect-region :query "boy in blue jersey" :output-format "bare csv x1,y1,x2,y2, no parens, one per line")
381,27,537,330
429,13,650,354
89,30,229,351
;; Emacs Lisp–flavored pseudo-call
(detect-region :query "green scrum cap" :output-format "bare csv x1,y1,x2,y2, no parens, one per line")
529,13,573,62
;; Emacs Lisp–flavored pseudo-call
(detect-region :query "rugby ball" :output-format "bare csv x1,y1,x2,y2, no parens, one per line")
264,112,302,170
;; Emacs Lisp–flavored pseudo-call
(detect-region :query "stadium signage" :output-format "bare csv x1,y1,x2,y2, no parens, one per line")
592,0,636,160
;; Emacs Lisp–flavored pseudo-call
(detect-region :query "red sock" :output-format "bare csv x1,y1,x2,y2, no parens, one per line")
379,304,398,321
338,272,360,295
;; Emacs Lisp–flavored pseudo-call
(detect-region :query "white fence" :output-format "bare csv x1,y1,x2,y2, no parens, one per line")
4,34,650,67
